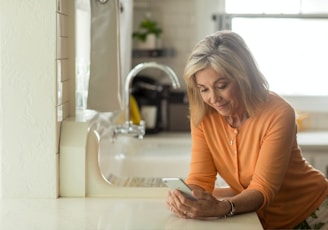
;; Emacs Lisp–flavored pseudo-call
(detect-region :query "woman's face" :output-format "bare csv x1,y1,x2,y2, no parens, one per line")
195,67,243,117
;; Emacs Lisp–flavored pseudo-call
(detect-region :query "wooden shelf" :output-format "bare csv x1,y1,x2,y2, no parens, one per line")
132,48,175,58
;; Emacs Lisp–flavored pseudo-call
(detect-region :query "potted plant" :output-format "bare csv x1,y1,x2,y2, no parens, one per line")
132,18,162,49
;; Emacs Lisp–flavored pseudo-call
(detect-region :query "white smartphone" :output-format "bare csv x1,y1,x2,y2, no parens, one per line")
162,177,197,200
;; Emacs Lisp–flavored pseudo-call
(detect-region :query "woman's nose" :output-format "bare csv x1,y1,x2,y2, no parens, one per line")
209,90,220,103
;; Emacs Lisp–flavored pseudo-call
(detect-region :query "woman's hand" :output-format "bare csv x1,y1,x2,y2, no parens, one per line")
166,188,230,219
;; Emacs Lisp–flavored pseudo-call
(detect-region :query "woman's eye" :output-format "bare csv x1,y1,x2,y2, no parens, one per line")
216,83,228,89
197,86,208,93
200,88,208,93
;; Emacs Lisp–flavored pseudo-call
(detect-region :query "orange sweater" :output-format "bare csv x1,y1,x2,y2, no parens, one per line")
186,93,328,229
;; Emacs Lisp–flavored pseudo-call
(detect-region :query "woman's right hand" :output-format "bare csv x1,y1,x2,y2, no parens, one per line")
165,186,231,219
165,184,203,218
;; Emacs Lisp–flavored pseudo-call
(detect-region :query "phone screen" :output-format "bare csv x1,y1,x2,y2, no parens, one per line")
162,178,196,200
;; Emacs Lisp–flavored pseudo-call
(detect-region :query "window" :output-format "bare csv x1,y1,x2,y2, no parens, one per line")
231,16,328,96
223,0,328,96
219,0,328,111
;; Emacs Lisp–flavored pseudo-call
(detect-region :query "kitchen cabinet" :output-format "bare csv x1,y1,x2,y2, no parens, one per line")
302,151,328,177
298,131,328,177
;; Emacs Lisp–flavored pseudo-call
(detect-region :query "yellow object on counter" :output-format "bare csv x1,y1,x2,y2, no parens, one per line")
112,96,142,125
130,95,142,124
296,111,310,131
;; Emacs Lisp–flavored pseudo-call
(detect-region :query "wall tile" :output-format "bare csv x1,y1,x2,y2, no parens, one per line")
57,13,68,37
57,78,63,105
57,0,69,15
57,37,69,59
57,102,70,123
133,0,199,84
56,121,61,153
61,80,70,104
57,59,69,82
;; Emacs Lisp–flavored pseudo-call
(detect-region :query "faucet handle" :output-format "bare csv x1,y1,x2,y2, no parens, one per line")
139,120,145,127
137,120,146,139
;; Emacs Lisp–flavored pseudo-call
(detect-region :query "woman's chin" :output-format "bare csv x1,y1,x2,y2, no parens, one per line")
214,108,230,117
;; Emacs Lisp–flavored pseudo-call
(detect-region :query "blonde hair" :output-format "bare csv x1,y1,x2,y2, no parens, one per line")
184,31,269,127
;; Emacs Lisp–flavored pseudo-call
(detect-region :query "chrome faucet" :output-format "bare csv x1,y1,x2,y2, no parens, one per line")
113,62,180,139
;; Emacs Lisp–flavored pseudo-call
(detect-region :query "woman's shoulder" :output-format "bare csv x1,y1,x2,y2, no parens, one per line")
253,92,296,124
262,92,294,113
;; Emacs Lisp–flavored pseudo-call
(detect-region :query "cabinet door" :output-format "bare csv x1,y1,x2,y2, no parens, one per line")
302,151,328,177
313,153,328,177
302,152,314,166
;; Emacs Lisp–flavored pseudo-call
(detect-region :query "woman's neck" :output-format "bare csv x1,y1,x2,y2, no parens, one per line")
225,112,249,128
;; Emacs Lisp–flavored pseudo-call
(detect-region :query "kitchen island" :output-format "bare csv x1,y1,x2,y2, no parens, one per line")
0,198,262,229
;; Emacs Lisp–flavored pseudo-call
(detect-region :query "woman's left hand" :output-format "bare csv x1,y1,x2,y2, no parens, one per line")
166,189,229,219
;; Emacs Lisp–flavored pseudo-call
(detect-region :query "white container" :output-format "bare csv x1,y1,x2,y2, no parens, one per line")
141,106,157,129
136,34,156,49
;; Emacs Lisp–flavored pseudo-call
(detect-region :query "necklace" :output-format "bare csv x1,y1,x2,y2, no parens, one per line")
225,125,238,145
224,113,247,145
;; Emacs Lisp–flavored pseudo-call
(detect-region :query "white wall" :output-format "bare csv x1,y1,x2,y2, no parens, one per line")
194,0,224,44
0,18,2,198
0,1,57,198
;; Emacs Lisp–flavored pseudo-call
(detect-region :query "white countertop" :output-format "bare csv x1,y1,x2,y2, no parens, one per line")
0,198,262,230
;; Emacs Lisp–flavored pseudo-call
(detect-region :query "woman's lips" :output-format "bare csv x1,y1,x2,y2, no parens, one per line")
213,102,228,110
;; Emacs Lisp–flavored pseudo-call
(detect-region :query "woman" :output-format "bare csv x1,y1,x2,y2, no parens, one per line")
166,31,328,229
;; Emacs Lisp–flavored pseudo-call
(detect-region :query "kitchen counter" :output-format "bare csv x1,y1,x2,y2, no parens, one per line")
0,198,262,230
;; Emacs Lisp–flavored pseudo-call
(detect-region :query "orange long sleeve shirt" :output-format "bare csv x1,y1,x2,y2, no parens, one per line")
186,93,328,229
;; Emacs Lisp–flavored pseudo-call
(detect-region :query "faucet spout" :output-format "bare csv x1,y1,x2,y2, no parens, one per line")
112,62,180,140
124,62,181,124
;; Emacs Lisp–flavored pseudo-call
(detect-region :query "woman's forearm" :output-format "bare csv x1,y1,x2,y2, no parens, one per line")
228,189,264,215
213,187,264,216
212,187,237,199
172,184,263,218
